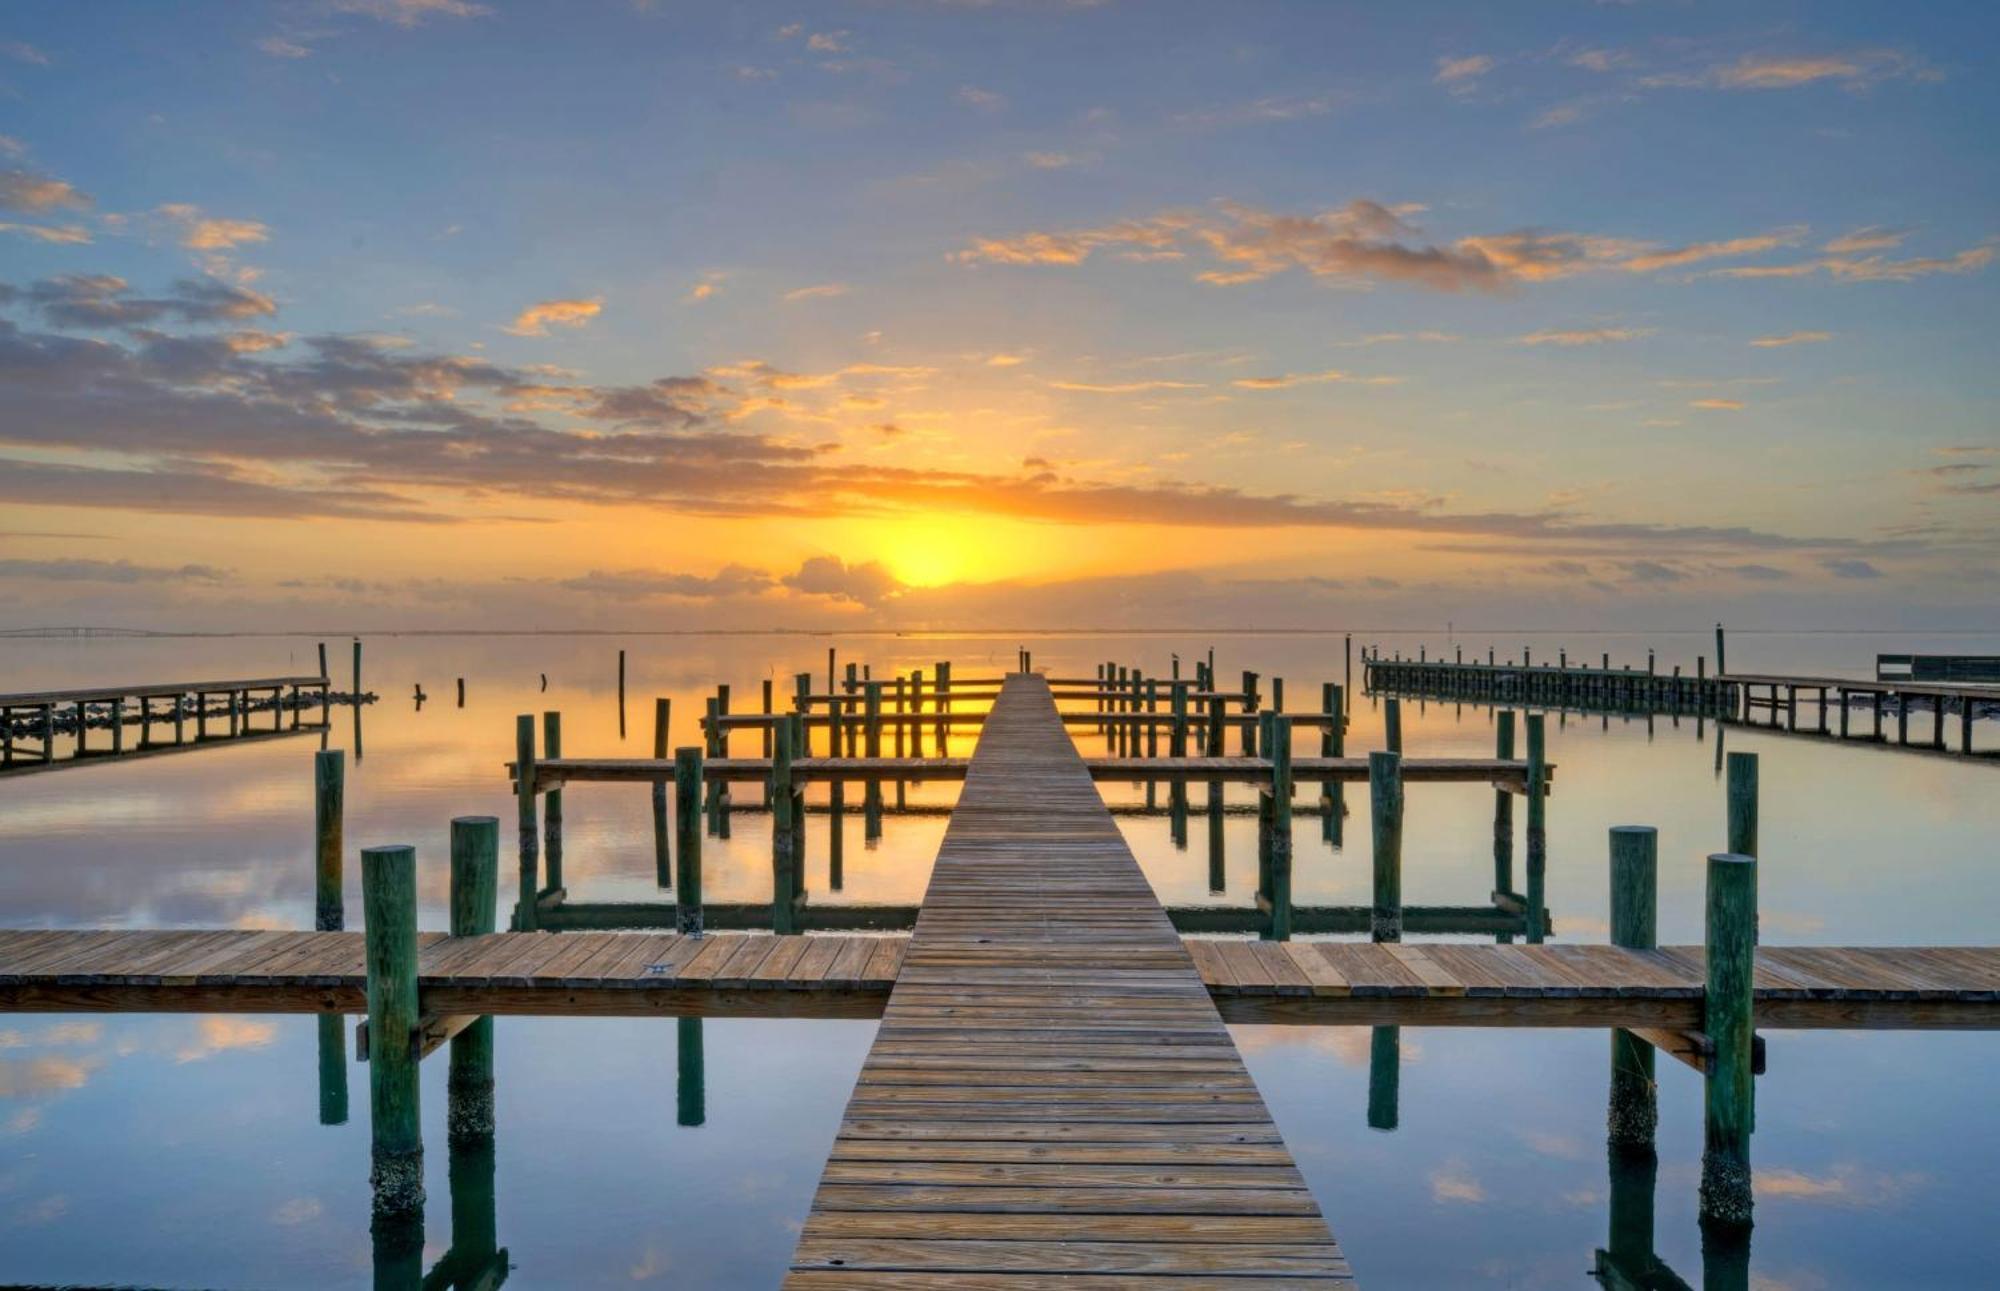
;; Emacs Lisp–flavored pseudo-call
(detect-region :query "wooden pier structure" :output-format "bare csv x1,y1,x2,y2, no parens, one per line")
1364,650,1996,758
9,653,2000,1283
0,673,336,775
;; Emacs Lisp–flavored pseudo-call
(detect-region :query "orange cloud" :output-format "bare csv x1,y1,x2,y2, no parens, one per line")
1750,331,1832,347
157,203,270,251
1517,327,1654,346
503,296,603,336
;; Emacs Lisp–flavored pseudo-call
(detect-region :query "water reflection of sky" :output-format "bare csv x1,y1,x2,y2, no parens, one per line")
2,631,1996,1286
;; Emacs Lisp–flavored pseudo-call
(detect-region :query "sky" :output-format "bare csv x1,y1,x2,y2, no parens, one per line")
0,0,1995,632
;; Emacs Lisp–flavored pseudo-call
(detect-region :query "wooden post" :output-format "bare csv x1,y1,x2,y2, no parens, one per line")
361,844,422,1216
1384,697,1402,753
1240,670,1259,755
1700,852,1758,1228
1169,681,1189,846
318,641,329,679
1145,678,1159,810
935,661,950,751
894,676,907,810
541,711,563,894
864,681,883,839
1326,683,1345,848
794,673,813,755
826,646,836,697
1344,634,1352,713
787,713,809,902
1608,826,1659,1150
762,679,775,807
828,696,846,884
1366,1026,1399,1131
1714,623,1726,677
1525,713,1548,943
908,669,925,759
1265,716,1293,940
1369,750,1403,942
1492,711,1515,916
771,717,798,933
513,715,538,931
712,684,731,822
617,647,627,713
652,698,672,887
353,638,363,698
1725,751,1758,858
315,749,345,931
674,747,703,935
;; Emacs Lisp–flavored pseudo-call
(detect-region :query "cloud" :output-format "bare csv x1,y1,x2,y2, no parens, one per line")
502,297,602,336
1703,50,1939,91
1023,152,1079,169
1757,1165,1928,1208
1331,331,1459,347
1823,226,1907,254
782,556,901,605
0,221,90,244
1430,1160,1486,1203
806,31,850,54
1750,331,1832,347
175,1016,276,1063
1822,558,1882,579
1706,244,1994,283
1230,369,1400,389
257,36,314,58
1435,55,1494,94
0,559,230,584
155,203,270,251
0,41,49,66
684,273,725,303
330,0,491,26
957,85,1006,112
782,282,850,302
21,274,277,327
1691,399,1745,410
1723,564,1791,581
1568,48,1631,73
1531,102,1586,130
555,565,774,599
1048,379,1203,394
1173,94,1340,128
959,200,1807,292
1517,327,1653,346
0,168,90,214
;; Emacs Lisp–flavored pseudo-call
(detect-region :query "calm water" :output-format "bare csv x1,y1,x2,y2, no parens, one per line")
2,630,1996,1287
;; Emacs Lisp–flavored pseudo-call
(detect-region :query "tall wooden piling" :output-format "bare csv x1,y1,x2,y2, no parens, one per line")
1700,852,1758,1228
1384,697,1402,754
893,676,907,810
1169,681,1189,846
1607,826,1659,1149
352,638,362,698
1370,750,1403,942
513,715,537,931
771,718,800,933
1714,623,1727,677
1725,752,1758,857
1206,693,1225,891
1525,713,1548,943
361,844,422,1216
541,711,564,893
1492,712,1515,907
828,696,846,882
652,698,672,887
674,747,703,935
314,749,344,932
447,817,498,1148
1325,683,1345,847
863,681,883,839
1262,716,1294,940
318,641,329,679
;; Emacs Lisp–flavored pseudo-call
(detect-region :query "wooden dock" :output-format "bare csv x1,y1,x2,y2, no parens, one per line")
784,673,1352,1285
3,928,1994,1031
0,673,335,774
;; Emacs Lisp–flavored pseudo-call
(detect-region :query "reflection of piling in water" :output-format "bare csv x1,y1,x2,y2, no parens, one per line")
677,1016,706,1127
1366,1026,1399,1131
317,1013,348,1126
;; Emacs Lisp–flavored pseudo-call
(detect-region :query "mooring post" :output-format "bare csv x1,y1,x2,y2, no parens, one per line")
908,669,925,759
794,673,813,755
1366,1026,1400,1131
1344,634,1352,713
1168,681,1189,846
677,1016,706,1127
864,681,883,839
828,696,847,882
674,747,703,935
893,675,907,810
1525,713,1548,943
318,640,329,679
762,679,775,807
353,637,363,700
1492,711,1515,930
617,647,627,716
361,844,422,1218
826,647,836,697
1240,670,1260,755
1325,683,1346,847
1265,716,1294,940
1144,678,1160,809
513,715,538,931
936,660,951,751
1714,622,1727,677
703,697,722,833
1205,694,1225,891
314,748,345,931
447,816,498,1154
1370,750,1404,942
1700,852,1758,1229
787,714,809,899
1726,752,1758,858
1384,697,1402,754
1256,712,1276,923
652,698,672,886
771,717,799,933
1608,826,1659,1151
541,711,563,894
713,684,732,821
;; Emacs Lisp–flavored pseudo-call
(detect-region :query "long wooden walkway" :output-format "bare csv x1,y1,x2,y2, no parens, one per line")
785,673,1351,1286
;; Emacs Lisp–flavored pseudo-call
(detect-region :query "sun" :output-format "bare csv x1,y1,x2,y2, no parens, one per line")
879,518,982,587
